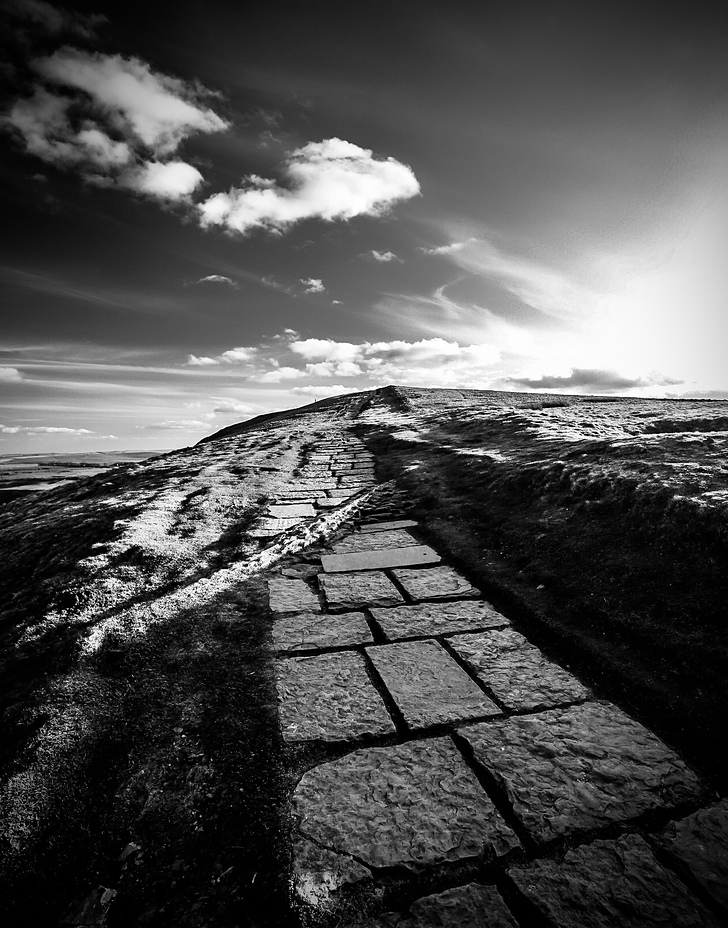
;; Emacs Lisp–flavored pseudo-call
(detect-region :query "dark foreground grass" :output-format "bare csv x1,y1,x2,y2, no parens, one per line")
0,582,294,927
360,425,728,792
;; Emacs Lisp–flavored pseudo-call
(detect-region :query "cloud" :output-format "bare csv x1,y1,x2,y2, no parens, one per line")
253,366,306,383
367,250,401,262
210,397,254,415
198,137,420,236
420,240,472,256
300,277,325,293
188,274,238,288
186,345,256,366
0,367,23,382
291,384,349,399
0,423,93,435
147,419,211,431
6,50,228,201
509,368,684,393
6,0,105,39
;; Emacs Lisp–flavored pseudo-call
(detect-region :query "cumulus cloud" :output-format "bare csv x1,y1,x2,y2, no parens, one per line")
254,366,306,383
0,367,23,382
198,138,420,236
291,384,349,399
510,368,684,393
300,277,325,293
189,274,238,288
367,250,401,262
186,345,256,366
6,49,228,201
210,397,254,415
0,423,93,435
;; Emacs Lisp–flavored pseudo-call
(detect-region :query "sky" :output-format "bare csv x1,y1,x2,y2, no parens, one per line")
1,1,727,451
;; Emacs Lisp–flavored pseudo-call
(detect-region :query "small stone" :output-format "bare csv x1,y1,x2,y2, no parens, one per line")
656,799,728,913
321,545,441,574
319,571,403,610
368,639,500,728
510,834,719,928
449,628,591,710
273,611,373,652
268,578,320,614
118,842,141,862
460,702,705,843
371,601,508,641
293,738,519,871
276,651,394,742
366,883,518,928
392,566,480,602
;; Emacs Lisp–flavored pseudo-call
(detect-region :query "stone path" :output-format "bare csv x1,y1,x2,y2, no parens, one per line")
265,433,728,926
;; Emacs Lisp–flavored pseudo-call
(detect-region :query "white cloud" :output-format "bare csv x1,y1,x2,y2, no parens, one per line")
300,277,325,293
186,346,256,366
254,366,306,383
0,367,23,382
189,274,237,288
420,240,473,255
149,419,211,431
0,423,93,435
210,397,254,415
198,137,420,236
291,384,349,398
368,250,401,262
124,160,204,199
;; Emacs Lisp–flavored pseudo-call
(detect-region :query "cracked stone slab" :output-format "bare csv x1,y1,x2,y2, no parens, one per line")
293,835,371,908
268,503,316,518
268,578,321,614
510,834,720,928
321,545,441,574
367,883,518,928
294,738,519,872
655,799,728,913
392,566,480,602
371,601,508,641
449,628,591,710
460,702,705,843
319,571,403,610
367,640,500,728
276,651,395,742
273,611,373,652
332,529,420,552
360,520,419,533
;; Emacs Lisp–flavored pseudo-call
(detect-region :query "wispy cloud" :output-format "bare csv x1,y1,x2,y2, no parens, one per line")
420,240,473,256
188,274,238,288
198,138,420,236
509,368,684,393
186,346,256,366
300,277,325,293
6,0,105,39
0,422,93,435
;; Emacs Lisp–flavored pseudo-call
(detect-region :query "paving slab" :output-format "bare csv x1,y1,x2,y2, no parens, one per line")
327,487,359,499
367,640,500,728
293,835,371,907
268,578,321,614
371,601,508,641
319,571,403,610
337,475,375,487
268,503,316,518
392,566,480,601
293,738,520,872
293,478,339,490
272,611,373,652
321,545,441,574
367,883,518,928
449,628,591,710
655,799,728,913
360,519,419,532
276,651,395,742
460,702,704,843
510,833,719,928
252,517,303,536
315,498,341,509
332,529,420,552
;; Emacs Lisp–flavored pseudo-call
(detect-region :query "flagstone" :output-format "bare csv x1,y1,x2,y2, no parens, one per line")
338,475,375,487
268,578,321,614
327,487,359,499
319,571,403,610
268,503,316,518
321,545,440,574
510,834,719,928
293,738,519,871
272,611,373,652
449,628,591,710
460,702,705,843
367,639,500,728
360,519,419,532
366,884,518,928
292,835,371,907
331,529,420,552
392,566,480,601
276,651,394,742
370,600,508,641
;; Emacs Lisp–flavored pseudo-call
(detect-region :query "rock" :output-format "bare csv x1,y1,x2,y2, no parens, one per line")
321,545,441,574
510,833,719,928
60,886,117,926
459,702,705,843
365,883,518,928
332,529,421,552
292,835,371,907
367,640,500,728
276,651,395,742
392,566,479,602
293,738,519,872
272,611,373,652
371,601,508,641
268,578,320,614
319,571,403,610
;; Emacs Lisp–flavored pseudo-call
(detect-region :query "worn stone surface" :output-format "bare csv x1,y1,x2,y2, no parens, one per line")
460,702,704,843
268,578,320,614
294,738,519,871
368,640,500,728
656,799,728,913
251,517,302,536
361,520,419,532
316,498,341,509
368,883,518,928
273,611,373,652
268,502,316,518
332,529,420,552
338,475,374,487
510,834,719,928
293,835,371,907
371,601,508,641
392,566,479,602
449,628,591,710
276,651,395,742
319,571,403,610
328,487,359,499
321,545,441,574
